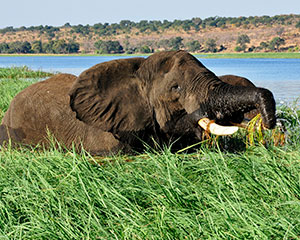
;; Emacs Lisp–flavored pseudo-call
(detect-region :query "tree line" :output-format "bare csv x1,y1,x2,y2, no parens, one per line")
0,34,292,54
234,35,287,52
0,37,220,54
0,40,79,54
90,35,292,54
1,14,299,37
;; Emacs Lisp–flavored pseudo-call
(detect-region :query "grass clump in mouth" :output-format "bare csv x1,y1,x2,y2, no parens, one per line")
245,114,286,147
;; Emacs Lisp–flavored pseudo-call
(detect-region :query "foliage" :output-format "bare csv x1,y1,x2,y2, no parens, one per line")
1,14,299,55
236,34,250,52
185,40,202,52
269,37,285,51
157,39,171,50
0,40,80,54
234,45,243,52
1,14,299,36
259,41,269,51
31,40,43,53
205,38,217,52
70,24,91,35
169,37,184,50
137,45,153,53
257,38,285,52
94,40,124,54
237,34,250,45
0,41,32,54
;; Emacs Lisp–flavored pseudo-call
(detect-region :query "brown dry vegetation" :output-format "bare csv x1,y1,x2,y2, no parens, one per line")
1,18,300,53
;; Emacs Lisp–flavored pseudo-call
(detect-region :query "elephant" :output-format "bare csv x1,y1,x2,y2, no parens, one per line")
219,74,256,88
218,74,259,120
0,51,276,155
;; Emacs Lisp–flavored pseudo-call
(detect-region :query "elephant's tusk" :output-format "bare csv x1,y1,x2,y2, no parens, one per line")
198,118,239,136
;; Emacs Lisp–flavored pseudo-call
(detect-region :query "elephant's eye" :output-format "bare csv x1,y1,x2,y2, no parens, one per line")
171,85,181,92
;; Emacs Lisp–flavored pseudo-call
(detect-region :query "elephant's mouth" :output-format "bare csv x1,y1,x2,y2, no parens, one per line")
198,118,240,136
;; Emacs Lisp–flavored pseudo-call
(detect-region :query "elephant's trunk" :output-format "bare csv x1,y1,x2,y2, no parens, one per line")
207,84,276,129
255,88,276,128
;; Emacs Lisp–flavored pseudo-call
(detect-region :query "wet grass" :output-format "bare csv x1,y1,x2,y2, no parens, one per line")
0,68,299,239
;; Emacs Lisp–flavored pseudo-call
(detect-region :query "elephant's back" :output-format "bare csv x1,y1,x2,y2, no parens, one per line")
25,73,77,103
219,75,256,88
2,74,76,124
1,74,78,145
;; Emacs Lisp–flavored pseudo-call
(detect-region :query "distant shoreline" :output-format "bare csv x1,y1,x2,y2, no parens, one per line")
1,52,300,59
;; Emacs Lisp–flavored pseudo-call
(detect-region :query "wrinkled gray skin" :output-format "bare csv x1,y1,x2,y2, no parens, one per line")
0,51,276,155
218,74,259,120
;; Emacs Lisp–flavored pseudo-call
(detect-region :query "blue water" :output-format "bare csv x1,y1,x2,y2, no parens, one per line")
0,56,299,103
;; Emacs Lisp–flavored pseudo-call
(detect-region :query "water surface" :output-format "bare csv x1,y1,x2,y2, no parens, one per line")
0,56,299,104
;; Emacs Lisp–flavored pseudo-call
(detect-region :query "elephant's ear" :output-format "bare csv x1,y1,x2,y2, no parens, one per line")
69,57,151,133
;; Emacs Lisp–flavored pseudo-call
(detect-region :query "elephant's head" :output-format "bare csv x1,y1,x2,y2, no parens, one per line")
69,51,276,147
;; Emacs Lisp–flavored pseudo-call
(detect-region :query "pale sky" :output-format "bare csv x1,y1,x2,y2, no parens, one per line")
1,0,299,28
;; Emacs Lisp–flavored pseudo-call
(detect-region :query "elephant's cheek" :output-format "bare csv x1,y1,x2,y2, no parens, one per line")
183,95,201,114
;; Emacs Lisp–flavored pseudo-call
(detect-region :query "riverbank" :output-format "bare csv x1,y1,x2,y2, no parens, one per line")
1,52,300,58
195,52,300,58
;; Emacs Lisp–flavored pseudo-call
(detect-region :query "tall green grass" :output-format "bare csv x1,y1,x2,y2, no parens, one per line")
0,145,299,239
0,66,53,79
0,79,36,120
0,68,299,239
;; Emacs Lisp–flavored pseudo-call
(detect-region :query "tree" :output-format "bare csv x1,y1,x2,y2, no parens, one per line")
234,45,243,52
169,37,183,50
64,22,71,28
237,35,250,45
259,41,269,51
43,41,55,53
138,45,152,53
0,43,9,53
53,40,68,53
8,41,32,53
71,24,90,35
205,38,217,52
236,34,250,52
296,20,300,29
66,42,80,53
94,40,123,54
185,40,201,52
31,40,43,53
269,37,285,51
21,41,32,53
157,39,170,50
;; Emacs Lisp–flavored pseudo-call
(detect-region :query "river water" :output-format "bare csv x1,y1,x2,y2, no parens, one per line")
0,55,299,104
